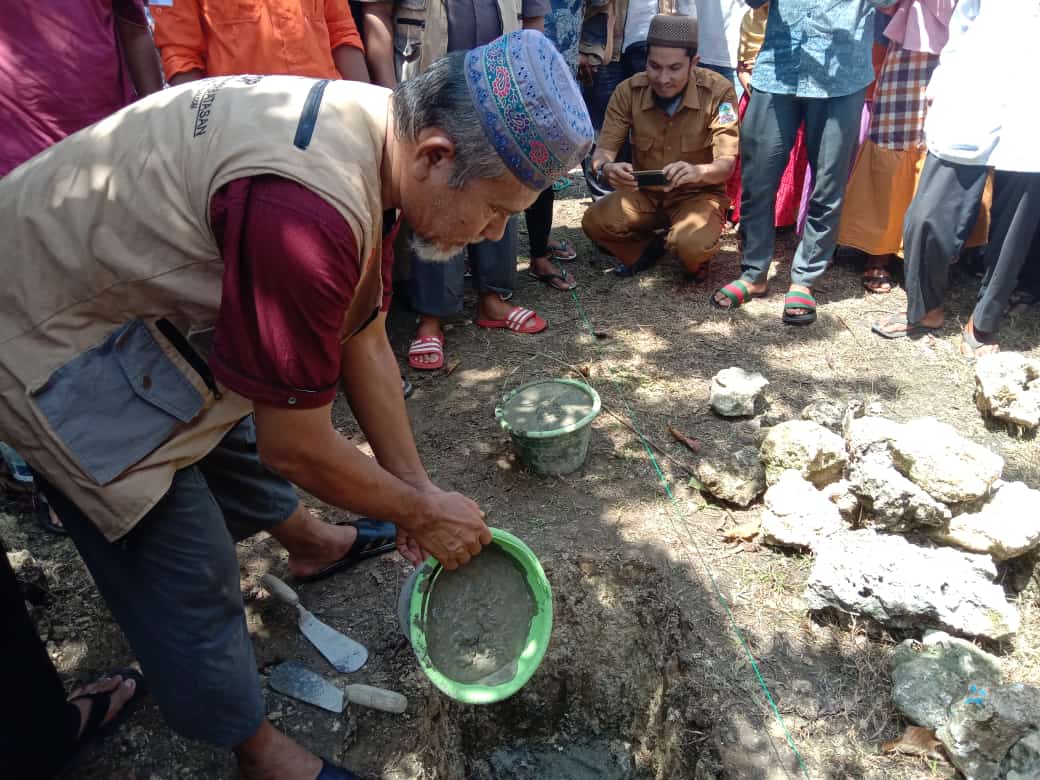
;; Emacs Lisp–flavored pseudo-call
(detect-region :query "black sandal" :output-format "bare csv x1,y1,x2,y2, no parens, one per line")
68,668,148,747
295,518,397,583
34,491,67,535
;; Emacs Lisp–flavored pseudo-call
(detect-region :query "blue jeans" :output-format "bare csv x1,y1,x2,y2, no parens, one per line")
409,218,518,318
739,89,866,287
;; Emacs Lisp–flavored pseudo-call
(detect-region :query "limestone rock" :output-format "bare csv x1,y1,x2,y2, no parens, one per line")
759,421,847,488
695,447,766,507
847,452,951,532
1001,730,1040,780
889,418,1003,504
760,470,843,550
820,479,860,521
975,352,1040,434
890,631,1003,730
932,481,1040,561
843,414,903,462
800,399,845,433
805,530,1019,641
938,683,1040,780
709,367,769,418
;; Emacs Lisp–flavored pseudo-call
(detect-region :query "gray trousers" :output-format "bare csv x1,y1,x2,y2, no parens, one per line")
903,153,989,325
37,417,299,749
739,89,866,287
409,217,518,318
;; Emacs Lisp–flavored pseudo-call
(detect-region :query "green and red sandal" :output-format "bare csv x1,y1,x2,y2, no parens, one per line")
710,279,767,310
782,290,817,326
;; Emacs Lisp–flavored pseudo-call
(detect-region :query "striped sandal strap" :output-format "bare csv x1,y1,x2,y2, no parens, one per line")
784,291,817,310
718,279,751,306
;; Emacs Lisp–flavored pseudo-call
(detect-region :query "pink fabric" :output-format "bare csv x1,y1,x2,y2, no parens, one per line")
883,0,957,55
0,0,146,176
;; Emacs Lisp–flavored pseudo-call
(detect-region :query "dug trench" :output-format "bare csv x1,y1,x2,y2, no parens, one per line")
403,554,716,779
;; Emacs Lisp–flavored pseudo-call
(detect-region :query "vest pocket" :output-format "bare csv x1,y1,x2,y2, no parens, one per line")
29,319,205,486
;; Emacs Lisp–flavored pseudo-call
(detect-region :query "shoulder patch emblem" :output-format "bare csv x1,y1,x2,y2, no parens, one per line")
717,101,738,125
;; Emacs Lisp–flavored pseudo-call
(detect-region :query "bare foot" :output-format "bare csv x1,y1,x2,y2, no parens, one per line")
274,507,359,580
872,307,944,338
411,315,444,367
529,255,576,291
68,675,138,740
478,291,525,321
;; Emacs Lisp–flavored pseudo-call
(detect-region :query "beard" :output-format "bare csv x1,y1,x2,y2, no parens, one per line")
411,234,464,263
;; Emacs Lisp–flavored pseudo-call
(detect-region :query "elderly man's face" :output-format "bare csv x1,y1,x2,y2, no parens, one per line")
398,131,538,261
646,46,697,100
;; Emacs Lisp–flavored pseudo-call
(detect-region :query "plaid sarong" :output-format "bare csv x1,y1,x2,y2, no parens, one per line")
869,44,939,150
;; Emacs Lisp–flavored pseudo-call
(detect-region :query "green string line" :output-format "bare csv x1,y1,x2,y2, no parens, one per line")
567,288,811,779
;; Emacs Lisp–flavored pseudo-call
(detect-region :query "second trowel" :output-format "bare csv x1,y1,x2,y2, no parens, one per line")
261,573,368,673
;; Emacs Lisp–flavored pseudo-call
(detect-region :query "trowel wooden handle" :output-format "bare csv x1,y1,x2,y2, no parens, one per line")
344,684,407,714
260,574,299,607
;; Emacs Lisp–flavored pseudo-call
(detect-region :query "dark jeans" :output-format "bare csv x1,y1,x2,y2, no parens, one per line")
0,540,81,778
581,45,649,131
739,88,866,287
36,417,298,749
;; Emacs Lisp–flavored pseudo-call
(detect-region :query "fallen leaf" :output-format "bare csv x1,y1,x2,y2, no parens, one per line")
722,518,761,543
444,359,462,376
880,726,944,759
668,425,703,454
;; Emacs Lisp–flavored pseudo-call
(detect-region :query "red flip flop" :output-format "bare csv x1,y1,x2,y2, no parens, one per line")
475,306,548,334
407,335,444,370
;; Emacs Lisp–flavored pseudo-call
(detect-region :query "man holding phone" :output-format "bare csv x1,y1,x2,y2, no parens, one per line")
582,13,738,279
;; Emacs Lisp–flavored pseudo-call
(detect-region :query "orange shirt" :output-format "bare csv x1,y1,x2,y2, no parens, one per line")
152,0,363,81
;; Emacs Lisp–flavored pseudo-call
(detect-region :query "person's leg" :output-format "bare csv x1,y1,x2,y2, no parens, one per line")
737,91,804,285
524,188,575,290
900,154,989,328
37,471,331,779
408,247,466,367
472,218,543,325
198,417,394,580
699,62,741,100
582,60,626,132
968,171,1040,347
789,89,866,290
665,192,728,278
582,190,665,265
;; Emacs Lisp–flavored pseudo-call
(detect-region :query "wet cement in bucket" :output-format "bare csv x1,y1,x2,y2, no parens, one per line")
500,380,594,435
424,546,536,684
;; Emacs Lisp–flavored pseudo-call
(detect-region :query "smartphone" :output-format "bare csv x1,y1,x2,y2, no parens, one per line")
634,170,670,188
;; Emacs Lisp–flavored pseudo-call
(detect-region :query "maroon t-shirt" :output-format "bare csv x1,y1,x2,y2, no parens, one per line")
209,176,396,409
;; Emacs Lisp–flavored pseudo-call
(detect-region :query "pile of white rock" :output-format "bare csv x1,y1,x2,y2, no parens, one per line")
703,368,1039,643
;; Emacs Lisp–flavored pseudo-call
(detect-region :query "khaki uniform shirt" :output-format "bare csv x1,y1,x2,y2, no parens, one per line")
598,67,739,195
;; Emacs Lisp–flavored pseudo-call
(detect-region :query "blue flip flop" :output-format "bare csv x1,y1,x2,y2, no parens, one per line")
295,518,397,583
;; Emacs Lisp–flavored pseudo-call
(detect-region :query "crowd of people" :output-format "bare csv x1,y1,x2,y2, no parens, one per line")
0,1,1037,778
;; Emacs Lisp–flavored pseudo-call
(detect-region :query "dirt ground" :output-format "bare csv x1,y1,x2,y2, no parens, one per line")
4,176,1040,779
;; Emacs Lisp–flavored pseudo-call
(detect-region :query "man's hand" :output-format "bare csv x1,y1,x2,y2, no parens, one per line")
603,161,638,191
396,527,428,567
737,67,753,95
578,53,598,86
409,484,492,570
662,161,704,191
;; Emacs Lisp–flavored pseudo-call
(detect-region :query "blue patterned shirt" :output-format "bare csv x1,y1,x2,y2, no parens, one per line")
749,0,898,98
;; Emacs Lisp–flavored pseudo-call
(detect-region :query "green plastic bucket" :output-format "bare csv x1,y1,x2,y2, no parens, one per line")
495,378,601,476
397,528,553,704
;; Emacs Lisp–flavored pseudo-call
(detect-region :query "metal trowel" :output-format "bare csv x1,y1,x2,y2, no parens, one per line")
269,662,407,714
261,573,368,673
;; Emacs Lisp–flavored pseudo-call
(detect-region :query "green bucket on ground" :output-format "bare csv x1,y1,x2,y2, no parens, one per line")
397,528,553,704
495,378,601,476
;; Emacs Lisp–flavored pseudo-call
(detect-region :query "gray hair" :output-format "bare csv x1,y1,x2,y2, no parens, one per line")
392,52,507,188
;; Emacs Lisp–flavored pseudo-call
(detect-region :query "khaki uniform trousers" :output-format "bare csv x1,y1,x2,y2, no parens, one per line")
582,188,728,274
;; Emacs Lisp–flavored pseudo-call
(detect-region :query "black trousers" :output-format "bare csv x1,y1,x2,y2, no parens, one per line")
0,539,80,778
524,187,555,258
974,170,1040,332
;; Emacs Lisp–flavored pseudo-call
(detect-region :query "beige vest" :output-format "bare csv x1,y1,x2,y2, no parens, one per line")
0,75,391,540
393,0,522,81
